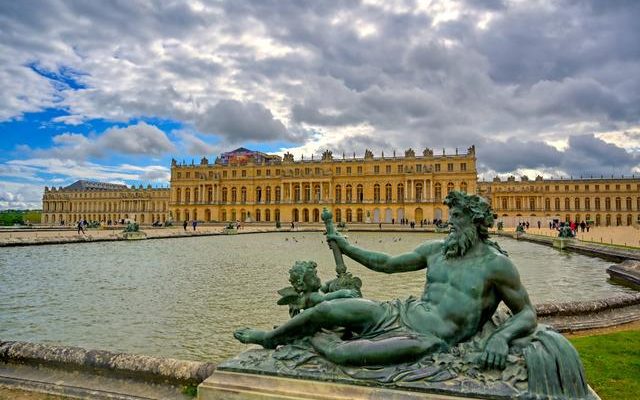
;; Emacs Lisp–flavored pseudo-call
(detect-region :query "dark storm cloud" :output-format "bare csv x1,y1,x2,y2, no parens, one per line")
196,100,307,143
477,138,562,173
478,134,639,177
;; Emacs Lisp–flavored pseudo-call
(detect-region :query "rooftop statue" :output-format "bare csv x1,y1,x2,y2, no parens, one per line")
233,192,593,399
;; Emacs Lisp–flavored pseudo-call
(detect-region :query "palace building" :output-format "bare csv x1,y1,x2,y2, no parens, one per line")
170,146,477,224
41,146,640,228
42,180,169,225
478,175,640,227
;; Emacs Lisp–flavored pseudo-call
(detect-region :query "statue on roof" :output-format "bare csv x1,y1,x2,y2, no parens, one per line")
364,149,374,159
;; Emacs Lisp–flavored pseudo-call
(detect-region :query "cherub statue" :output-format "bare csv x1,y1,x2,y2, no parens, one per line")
277,261,359,317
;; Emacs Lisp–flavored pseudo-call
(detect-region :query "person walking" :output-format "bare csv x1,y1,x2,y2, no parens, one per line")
77,221,85,235
183,220,188,231
192,220,197,231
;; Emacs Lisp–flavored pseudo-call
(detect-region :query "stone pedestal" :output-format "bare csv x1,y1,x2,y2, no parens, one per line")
198,370,476,400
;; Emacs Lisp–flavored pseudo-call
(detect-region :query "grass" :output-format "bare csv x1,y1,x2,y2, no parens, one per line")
569,330,640,400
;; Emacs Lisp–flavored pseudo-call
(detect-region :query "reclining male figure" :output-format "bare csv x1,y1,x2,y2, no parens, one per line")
235,191,537,369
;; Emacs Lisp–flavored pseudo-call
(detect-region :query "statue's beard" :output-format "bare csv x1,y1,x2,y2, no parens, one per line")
443,224,479,258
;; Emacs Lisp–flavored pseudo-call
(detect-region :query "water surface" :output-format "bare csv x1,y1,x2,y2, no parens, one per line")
0,232,633,363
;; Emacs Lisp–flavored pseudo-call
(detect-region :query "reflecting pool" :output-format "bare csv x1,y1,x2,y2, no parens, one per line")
0,232,634,363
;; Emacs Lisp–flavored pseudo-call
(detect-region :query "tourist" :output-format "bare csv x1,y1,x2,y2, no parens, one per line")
580,221,586,232
77,221,85,235
525,221,529,229
183,220,188,231
192,220,197,231
537,221,541,229
291,221,295,230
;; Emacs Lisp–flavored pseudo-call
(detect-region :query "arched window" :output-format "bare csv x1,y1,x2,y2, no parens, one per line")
314,185,321,202
255,209,261,222
616,214,622,226
397,183,405,202
447,182,454,194
574,197,580,210
585,197,590,210
356,184,364,203
460,182,468,193
335,185,342,203
605,197,611,211
265,209,271,221
415,182,423,202
554,198,560,210
595,197,601,210
241,187,247,203
545,198,550,210
207,187,213,203
385,184,392,202
231,187,237,202
434,183,441,200
303,184,311,202
605,214,611,226
256,187,262,202
275,186,281,202
346,185,353,203
335,208,342,222
373,184,380,202
356,208,363,222
275,209,280,222
185,188,191,204
222,187,228,203
564,198,570,210
595,214,601,226
176,188,181,203
194,188,199,203
265,186,271,203
346,208,353,222
626,197,632,210
615,197,621,211
294,184,301,202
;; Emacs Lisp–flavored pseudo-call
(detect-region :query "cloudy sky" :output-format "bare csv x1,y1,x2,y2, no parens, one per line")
1,0,639,209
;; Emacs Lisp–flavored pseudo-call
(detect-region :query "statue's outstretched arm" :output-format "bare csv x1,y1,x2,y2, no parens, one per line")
327,234,435,273
482,257,537,369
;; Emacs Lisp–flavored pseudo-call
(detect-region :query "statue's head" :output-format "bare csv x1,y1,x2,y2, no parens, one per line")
289,261,322,293
443,191,494,258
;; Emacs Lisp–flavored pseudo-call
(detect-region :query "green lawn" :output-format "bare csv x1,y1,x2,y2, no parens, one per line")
569,330,640,400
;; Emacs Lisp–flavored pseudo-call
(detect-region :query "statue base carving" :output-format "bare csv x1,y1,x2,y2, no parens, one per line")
200,353,600,400
211,312,599,399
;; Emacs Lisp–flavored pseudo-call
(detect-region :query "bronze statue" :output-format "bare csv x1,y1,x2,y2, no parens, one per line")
236,192,533,368
233,191,592,399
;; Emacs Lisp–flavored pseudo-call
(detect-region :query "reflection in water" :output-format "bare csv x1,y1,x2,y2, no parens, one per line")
0,232,633,363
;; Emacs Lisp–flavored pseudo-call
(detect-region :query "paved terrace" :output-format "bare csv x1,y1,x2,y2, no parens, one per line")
0,224,638,250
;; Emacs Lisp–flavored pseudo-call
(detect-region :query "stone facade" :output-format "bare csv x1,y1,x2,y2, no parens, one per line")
169,147,477,224
478,175,640,228
40,147,640,227
42,180,170,225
